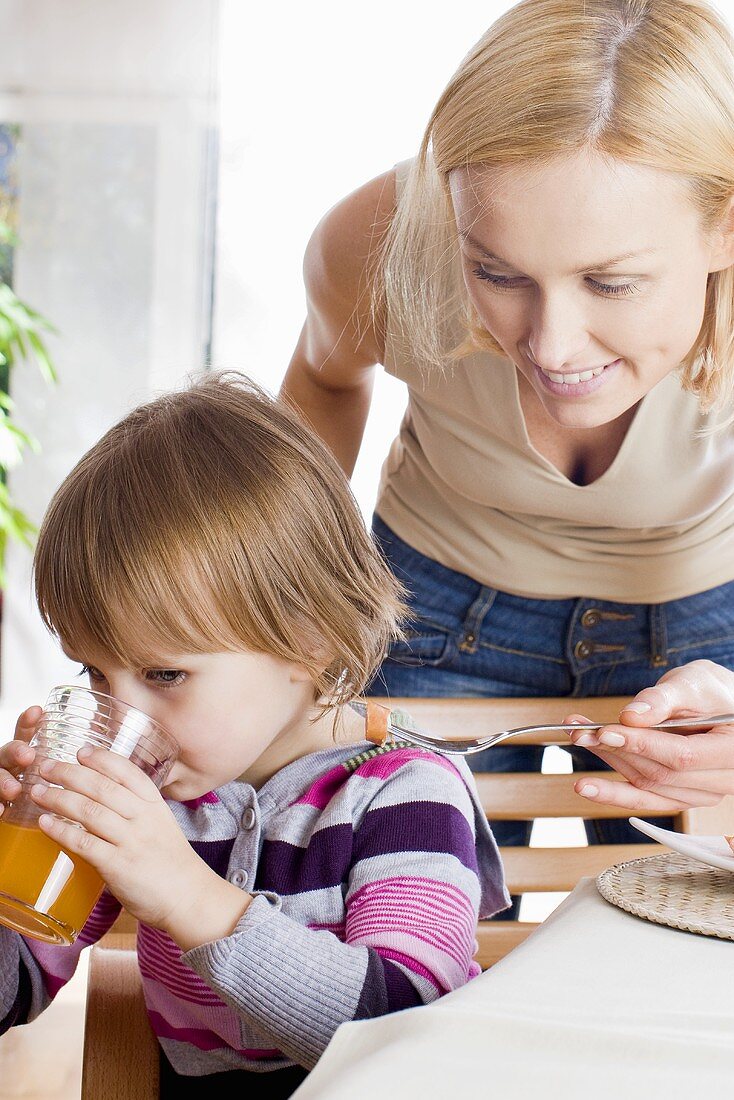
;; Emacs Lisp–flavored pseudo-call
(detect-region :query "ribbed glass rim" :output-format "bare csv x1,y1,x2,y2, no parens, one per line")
43,685,179,760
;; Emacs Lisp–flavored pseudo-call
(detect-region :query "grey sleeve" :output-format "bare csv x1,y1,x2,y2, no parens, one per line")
183,893,369,1070
0,928,53,1033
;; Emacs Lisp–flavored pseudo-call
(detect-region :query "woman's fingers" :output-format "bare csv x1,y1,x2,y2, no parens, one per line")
618,660,734,727
580,725,734,783
574,775,706,814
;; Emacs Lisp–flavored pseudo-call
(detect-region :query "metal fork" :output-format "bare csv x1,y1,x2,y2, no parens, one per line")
348,702,734,756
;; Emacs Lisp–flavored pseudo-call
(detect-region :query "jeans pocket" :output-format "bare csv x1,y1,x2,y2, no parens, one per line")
386,620,454,669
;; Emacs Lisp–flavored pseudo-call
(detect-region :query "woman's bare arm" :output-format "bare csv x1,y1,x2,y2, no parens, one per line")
281,170,395,476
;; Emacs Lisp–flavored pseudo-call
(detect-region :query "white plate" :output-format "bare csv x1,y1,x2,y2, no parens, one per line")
629,817,734,873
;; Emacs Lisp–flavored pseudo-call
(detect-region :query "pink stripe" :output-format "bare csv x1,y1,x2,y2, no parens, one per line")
308,920,346,937
351,747,461,782
23,892,121,995
356,924,472,973
376,948,444,993
291,764,350,809
348,909,473,959
346,877,477,976
349,876,473,911
150,1011,281,1057
349,891,475,945
138,926,224,1006
181,791,219,808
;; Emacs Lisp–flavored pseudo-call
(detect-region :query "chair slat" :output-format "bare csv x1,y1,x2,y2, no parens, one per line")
372,696,632,745
499,843,664,891
681,795,734,834
475,922,536,969
474,771,672,819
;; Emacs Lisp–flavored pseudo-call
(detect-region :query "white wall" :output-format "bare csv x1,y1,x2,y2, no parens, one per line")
0,0,219,717
213,1,511,516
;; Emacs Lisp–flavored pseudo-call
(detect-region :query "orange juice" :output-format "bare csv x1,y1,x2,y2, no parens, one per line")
0,819,104,944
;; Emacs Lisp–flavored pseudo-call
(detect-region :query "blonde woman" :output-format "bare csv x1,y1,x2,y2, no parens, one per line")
282,0,734,907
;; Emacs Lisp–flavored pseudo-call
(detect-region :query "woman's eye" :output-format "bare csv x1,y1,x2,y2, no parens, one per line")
145,669,185,687
472,266,526,289
587,278,640,297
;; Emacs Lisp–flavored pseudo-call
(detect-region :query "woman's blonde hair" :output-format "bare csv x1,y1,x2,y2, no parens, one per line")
34,372,404,705
381,0,734,409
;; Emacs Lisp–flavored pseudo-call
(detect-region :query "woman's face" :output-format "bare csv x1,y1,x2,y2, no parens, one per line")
450,150,734,429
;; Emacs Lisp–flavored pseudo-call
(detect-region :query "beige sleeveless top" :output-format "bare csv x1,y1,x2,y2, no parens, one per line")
375,170,734,603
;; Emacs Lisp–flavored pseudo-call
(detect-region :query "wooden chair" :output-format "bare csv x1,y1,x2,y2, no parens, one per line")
80,695,734,1096
387,696,734,967
81,911,157,1099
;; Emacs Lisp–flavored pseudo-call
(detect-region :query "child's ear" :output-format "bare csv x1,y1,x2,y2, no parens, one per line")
708,195,734,273
290,663,316,684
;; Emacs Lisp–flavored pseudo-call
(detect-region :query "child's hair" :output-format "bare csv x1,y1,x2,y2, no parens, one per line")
34,372,405,704
380,0,734,410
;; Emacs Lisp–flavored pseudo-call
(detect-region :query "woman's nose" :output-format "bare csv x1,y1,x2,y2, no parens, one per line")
526,293,590,372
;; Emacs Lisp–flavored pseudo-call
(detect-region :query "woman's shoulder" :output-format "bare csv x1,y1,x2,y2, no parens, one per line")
303,169,397,312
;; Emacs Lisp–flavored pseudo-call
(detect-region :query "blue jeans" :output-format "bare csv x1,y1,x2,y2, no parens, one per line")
367,516,734,916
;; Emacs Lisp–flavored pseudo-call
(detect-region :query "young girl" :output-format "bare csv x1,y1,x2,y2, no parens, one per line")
0,373,507,1097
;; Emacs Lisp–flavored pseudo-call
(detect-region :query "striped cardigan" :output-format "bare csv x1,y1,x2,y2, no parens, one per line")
0,740,508,1076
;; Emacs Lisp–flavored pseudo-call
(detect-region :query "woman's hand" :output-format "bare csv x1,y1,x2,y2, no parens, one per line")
565,660,734,813
0,706,43,813
30,747,251,949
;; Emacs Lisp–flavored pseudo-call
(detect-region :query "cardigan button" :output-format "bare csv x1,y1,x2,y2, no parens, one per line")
242,807,256,830
229,869,249,888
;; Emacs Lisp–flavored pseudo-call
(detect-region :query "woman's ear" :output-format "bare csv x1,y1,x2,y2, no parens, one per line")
708,195,734,273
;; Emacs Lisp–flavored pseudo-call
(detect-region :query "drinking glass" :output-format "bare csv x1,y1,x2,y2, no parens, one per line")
0,685,178,945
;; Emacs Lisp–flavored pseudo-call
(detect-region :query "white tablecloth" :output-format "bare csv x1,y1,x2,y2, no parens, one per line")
294,879,734,1099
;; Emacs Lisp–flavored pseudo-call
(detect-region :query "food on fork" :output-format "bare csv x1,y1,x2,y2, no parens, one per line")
365,701,391,746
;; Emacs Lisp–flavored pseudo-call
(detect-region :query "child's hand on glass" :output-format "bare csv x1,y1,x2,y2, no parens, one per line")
0,707,42,811
28,747,251,947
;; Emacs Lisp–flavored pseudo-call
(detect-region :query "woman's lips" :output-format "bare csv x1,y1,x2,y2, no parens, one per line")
533,358,621,396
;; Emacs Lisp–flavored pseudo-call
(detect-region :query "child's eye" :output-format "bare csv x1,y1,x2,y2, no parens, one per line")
78,664,105,683
145,669,186,687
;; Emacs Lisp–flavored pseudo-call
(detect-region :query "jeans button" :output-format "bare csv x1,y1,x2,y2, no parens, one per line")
574,639,595,659
242,807,256,830
581,608,602,628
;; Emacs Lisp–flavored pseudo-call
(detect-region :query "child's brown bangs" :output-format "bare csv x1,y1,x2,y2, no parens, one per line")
35,525,246,670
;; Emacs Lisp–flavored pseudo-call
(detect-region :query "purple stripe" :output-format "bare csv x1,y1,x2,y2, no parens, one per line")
382,956,425,1011
353,949,423,1019
256,823,353,894
188,838,236,879
354,802,478,872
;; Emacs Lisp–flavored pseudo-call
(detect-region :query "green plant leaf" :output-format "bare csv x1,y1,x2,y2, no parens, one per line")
25,329,57,383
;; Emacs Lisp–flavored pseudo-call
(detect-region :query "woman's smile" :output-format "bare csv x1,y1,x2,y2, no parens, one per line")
531,358,622,398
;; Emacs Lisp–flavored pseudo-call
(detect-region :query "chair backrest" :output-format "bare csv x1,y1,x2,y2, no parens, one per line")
81,695,734,1094
81,925,158,1100
375,696,734,967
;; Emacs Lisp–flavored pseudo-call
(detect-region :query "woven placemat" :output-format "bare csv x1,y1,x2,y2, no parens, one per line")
597,851,734,941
